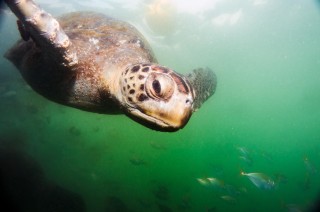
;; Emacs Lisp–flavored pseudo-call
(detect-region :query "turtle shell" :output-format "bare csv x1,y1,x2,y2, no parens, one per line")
6,12,157,113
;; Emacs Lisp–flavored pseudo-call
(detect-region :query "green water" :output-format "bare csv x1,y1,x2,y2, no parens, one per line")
1,0,320,211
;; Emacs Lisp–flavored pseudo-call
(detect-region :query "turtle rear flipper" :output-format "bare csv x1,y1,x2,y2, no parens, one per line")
4,0,77,67
186,67,217,111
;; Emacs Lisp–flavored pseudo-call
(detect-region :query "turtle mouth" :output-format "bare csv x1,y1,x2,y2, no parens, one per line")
125,106,192,132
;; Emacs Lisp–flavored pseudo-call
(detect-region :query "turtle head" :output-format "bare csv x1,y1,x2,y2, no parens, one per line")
120,64,194,131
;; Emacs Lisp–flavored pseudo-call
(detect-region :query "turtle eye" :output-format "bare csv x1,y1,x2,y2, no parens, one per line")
152,80,161,94
146,73,174,101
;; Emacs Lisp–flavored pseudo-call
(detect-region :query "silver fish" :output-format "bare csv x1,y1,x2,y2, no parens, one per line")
237,146,253,166
239,155,253,166
221,195,237,205
241,171,276,190
237,146,250,157
197,177,225,189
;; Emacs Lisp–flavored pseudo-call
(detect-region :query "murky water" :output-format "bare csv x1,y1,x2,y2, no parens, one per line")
1,0,320,211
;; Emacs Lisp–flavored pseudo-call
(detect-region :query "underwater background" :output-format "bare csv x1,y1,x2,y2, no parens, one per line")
1,0,320,211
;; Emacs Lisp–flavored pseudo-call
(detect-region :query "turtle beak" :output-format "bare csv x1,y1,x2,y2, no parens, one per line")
126,97,193,132
154,97,193,129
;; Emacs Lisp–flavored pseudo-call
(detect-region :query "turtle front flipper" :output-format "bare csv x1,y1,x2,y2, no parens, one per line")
4,0,78,67
186,67,217,111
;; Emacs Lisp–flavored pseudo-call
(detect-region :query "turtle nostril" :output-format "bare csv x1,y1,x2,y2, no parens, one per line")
185,98,192,105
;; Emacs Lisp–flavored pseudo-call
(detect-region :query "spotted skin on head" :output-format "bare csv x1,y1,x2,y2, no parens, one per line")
120,64,194,130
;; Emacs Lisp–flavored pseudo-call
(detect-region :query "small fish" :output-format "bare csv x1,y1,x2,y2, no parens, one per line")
224,184,242,196
1,90,17,98
237,146,254,166
261,151,274,163
197,177,224,189
221,195,237,205
285,204,302,212
237,146,250,157
69,126,81,136
177,194,192,210
207,206,217,212
129,156,146,166
210,165,224,177
150,141,167,150
239,155,253,166
274,173,288,184
241,171,276,190
238,186,248,193
304,157,317,175
301,173,311,191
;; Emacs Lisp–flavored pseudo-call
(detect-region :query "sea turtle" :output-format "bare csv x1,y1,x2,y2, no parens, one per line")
3,0,217,131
